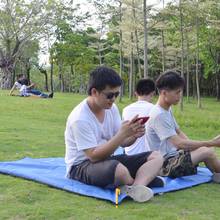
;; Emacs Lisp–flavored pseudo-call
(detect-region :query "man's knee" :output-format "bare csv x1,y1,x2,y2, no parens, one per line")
147,151,164,165
115,163,130,178
201,147,216,159
114,163,133,185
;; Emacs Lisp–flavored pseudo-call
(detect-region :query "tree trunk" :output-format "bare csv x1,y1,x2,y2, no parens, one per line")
132,0,142,79
215,52,220,101
58,62,64,92
186,31,190,102
37,65,49,92
25,58,31,84
195,16,201,108
179,0,184,111
0,66,14,89
192,65,196,99
0,36,22,89
161,0,165,73
143,0,148,78
129,32,134,100
12,68,16,87
175,52,178,69
135,29,142,79
216,72,220,101
161,30,165,73
98,44,102,65
0,52,14,89
43,71,49,92
50,58,54,93
119,0,123,101
70,64,74,92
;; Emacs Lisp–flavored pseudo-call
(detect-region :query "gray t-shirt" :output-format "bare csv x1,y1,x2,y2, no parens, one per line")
145,104,179,156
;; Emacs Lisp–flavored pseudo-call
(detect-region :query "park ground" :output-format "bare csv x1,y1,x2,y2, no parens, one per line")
0,90,220,220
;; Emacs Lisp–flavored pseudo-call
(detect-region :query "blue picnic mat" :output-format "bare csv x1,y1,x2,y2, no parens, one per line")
0,157,212,204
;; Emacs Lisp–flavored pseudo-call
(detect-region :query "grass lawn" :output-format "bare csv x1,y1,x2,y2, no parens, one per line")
0,90,220,220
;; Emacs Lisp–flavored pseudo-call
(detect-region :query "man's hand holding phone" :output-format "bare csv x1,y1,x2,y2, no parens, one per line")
130,115,149,138
118,115,149,147
134,116,150,125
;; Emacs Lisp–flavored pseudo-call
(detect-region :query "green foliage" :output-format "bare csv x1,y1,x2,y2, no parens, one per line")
2,0,220,95
51,23,98,92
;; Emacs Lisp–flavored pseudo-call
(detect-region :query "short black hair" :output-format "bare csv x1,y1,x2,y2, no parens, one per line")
135,79,155,96
16,74,24,80
156,70,185,91
18,78,29,86
88,66,122,95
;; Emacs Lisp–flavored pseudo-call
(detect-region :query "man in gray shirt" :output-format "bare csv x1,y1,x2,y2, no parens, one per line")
146,70,220,181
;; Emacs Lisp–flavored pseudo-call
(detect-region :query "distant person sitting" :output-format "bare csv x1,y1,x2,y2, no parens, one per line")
146,70,220,181
9,74,25,96
9,75,53,98
122,79,155,155
19,78,53,98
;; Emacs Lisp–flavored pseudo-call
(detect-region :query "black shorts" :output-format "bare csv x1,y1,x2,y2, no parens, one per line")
69,151,152,187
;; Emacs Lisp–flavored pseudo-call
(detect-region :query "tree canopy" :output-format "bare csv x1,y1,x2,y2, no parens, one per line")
0,0,220,101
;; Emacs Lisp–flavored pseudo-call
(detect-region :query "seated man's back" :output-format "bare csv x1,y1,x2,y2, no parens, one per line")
122,79,155,155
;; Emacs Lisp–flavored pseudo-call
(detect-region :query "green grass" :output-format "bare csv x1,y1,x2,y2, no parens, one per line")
0,90,220,220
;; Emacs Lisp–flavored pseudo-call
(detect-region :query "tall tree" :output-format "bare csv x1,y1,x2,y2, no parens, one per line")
132,0,142,79
0,0,53,89
161,0,166,72
143,0,148,77
179,0,184,111
129,32,134,99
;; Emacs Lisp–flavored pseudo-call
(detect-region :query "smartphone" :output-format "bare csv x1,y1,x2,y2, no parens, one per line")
134,116,150,124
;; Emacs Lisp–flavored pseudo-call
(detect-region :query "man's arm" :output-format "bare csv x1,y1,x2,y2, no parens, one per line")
121,126,145,147
153,111,220,150
84,132,126,162
26,83,35,89
168,134,220,150
84,117,145,162
120,117,145,147
176,128,188,140
9,84,16,95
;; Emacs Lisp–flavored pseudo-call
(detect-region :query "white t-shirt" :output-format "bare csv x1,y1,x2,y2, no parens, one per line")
122,100,154,155
145,104,179,156
65,99,121,176
14,81,22,89
19,85,30,96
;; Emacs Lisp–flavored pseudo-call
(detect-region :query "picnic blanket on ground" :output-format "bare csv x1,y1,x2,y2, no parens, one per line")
0,157,212,204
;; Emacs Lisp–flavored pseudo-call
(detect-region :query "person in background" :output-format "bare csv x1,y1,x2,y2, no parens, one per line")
9,74,53,98
9,74,25,96
122,79,155,155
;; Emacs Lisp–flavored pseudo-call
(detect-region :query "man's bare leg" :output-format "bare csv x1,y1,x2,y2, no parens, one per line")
190,147,220,173
114,152,164,202
114,163,134,186
133,151,164,186
114,163,153,202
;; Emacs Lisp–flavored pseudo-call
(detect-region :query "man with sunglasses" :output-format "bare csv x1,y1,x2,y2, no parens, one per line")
65,66,164,202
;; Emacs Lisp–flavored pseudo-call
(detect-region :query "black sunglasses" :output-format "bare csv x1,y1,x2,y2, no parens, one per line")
101,91,120,99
